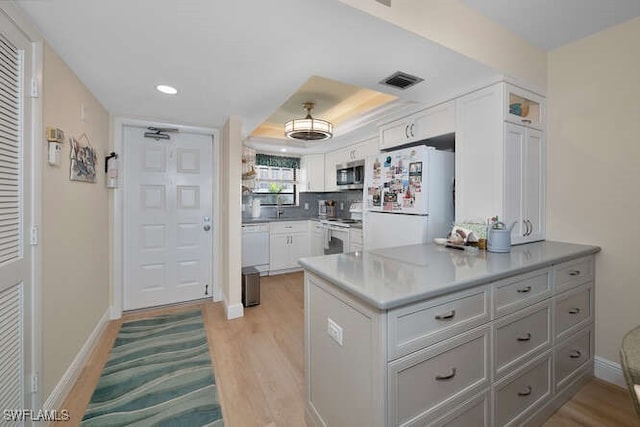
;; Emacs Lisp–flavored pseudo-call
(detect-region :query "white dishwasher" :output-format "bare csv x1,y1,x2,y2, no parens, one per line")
241,223,270,275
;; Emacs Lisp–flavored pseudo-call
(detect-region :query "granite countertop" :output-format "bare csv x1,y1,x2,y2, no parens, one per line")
298,240,600,310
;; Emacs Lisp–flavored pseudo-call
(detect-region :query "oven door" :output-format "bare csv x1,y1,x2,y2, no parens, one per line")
325,226,350,255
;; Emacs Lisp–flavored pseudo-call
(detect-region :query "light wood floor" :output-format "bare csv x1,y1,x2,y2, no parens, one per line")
57,272,639,426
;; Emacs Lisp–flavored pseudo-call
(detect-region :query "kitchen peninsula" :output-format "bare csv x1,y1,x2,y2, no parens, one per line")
299,241,600,426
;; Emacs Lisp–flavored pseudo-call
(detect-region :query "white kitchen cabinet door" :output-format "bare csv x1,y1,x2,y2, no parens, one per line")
269,234,291,271
504,124,526,241
504,123,544,244
524,128,544,242
379,119,413,150
290,232,310,261
310,223,325,257
379,101,455,151
324,151,338,192
302,154,325,192
413,100,455,141
354,137,380,160
455,84,504,224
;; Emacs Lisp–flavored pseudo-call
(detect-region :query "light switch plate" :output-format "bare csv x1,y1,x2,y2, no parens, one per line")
327,318,343,346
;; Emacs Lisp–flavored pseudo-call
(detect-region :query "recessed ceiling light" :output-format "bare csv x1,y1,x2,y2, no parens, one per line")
156,84,178,95
280,148,287,152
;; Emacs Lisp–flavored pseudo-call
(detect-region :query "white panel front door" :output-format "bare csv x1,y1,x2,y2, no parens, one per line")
123,127,213,310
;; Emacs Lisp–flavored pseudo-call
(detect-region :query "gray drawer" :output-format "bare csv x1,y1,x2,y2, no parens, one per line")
554,282,593,340
269,220,308,234
494,352,552,427
387,286,490,361
494,269,552,318
388,326,490,427
554,256,593,293
555,326,593,391
429,389,490,427
494,300,551,379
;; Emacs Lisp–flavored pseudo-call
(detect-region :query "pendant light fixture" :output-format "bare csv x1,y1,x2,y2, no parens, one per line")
284,102,333,141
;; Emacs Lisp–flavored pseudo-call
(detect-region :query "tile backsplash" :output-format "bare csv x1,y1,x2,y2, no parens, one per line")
242,190,363,221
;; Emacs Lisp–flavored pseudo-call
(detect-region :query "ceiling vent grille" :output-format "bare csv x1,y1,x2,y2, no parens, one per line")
380,71,424,90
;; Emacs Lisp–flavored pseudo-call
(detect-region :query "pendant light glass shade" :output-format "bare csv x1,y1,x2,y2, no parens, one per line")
284,102,333,141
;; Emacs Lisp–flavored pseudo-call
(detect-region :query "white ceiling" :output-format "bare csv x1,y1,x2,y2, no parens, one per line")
461,0,640,51
16,0,497,145
19,1,638,147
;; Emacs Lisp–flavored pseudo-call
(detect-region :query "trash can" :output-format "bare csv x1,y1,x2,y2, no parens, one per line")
241,267,260,307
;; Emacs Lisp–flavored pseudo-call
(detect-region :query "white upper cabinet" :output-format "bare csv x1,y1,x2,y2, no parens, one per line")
379,100,455,151
504,83,545,130
504,123,545,244
301,154,325,192
456,82,546,244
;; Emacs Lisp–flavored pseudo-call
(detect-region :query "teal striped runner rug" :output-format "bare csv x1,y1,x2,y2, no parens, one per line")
81,309,223,426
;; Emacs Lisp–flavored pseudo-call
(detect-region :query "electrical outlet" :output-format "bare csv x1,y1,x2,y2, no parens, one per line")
340,202,344,210
327,318,343,346
304,202,309,210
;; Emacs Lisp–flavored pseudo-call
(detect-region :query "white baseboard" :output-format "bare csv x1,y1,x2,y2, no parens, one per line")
43,307,111,411
594,356,626,388
225,302,244,320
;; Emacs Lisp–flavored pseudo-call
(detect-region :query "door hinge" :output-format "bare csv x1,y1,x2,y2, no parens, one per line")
30,226,38,246
30,77,39,98
31,372,38,393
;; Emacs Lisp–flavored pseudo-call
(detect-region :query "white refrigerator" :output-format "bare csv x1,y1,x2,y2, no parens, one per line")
363,145,454,250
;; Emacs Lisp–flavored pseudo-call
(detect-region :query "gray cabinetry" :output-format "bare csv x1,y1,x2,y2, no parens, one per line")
304,253,597,427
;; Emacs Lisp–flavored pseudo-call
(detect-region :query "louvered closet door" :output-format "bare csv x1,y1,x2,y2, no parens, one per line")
0,15,34,419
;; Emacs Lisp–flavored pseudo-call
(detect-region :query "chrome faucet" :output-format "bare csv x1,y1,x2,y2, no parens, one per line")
276,206,284,219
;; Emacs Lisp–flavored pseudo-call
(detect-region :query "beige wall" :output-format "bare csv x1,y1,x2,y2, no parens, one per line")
338,0,547,90
220,117,243,315
42,44,111,397
547,17,640,362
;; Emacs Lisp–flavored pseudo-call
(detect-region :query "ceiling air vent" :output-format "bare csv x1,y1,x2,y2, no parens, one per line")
380,71,424,90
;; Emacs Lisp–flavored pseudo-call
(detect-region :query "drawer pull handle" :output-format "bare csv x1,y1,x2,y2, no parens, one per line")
521,119,532,124
569,350,582,359
435,367,457,381
517,286,532,294
517,333,532,342
568,307,582,314
568,270,581,276
518,385,533,397
435,310,456,321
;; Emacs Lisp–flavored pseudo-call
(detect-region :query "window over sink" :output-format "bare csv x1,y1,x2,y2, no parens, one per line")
251,154,301,206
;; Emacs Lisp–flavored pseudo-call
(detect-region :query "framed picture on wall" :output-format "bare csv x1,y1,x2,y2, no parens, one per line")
69,134,97,183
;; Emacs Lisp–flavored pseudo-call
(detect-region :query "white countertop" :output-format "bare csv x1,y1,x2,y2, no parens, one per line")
298,240,600,310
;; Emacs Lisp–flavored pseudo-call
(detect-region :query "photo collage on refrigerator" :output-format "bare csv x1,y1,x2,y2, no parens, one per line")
368,149,423,211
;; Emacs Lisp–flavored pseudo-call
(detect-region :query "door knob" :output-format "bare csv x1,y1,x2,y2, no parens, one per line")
203,224,211,231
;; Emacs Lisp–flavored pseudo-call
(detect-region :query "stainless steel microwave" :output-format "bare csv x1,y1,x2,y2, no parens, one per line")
336,160,364,190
